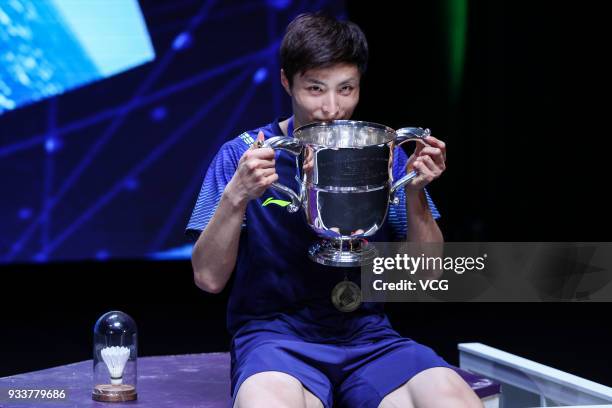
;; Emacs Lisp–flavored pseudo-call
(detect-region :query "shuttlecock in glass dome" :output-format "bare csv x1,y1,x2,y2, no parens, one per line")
92,311,138,402
101,346,130,385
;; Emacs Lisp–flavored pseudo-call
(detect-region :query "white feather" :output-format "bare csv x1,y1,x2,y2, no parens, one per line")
101,346,130,385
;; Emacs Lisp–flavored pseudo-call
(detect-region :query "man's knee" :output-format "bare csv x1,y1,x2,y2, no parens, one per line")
430,369,481,405
234,371,323,408
406,367,483,407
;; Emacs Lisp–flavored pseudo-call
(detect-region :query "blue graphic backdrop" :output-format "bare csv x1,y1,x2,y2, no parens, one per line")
0,0,155,113
1,0,345,263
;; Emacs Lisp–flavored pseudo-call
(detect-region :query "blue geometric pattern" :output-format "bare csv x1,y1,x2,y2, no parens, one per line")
186,139,243,242
0,0,345,263
0,0,154,113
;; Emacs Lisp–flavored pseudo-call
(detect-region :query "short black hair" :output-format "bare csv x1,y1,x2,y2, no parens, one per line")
280,12,369,86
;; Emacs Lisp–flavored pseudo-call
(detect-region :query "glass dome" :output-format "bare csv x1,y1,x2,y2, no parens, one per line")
92,311,138,402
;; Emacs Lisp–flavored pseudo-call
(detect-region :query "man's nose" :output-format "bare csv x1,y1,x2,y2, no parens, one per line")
321,94,340,118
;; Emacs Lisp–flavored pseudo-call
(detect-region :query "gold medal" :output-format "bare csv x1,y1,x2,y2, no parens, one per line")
331,279,362,312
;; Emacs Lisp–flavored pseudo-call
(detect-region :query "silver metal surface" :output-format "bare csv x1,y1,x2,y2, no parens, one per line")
308,239,378,267
331,279,362,312
389,127,431,204
293,120,397,147
262,136,303,213
263,120,430,266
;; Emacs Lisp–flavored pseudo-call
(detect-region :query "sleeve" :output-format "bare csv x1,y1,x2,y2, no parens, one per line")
387,147,441,240
185,142,242,242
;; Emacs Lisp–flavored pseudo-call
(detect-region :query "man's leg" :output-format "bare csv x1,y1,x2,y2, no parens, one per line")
234,371,324,408
378,367,483,408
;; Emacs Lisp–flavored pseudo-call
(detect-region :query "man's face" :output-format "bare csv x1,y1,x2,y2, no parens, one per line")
282,63,360,126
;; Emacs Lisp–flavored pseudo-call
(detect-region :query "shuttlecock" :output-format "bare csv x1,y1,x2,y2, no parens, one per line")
101,346,130,385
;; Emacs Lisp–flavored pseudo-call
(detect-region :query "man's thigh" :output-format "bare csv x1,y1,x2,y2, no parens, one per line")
379,367,483,408
234,371,324,408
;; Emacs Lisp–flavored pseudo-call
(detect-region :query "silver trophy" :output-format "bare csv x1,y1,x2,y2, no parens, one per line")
263,120,430,267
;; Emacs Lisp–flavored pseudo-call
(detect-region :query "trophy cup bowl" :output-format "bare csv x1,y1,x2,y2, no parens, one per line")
263,120,430,267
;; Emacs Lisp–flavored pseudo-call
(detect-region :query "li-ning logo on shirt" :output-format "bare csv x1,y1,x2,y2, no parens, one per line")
262,197,291,208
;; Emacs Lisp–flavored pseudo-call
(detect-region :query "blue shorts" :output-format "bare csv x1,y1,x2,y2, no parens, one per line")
231,327,452,408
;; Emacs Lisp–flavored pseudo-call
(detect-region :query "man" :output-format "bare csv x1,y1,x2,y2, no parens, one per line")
187,12,481,408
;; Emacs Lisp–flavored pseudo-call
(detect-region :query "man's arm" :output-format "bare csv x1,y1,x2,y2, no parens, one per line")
191,132,277,293
403,135,446,243
405,189,443,243
405,189,444,280
191,191,248,293
403,136,446,279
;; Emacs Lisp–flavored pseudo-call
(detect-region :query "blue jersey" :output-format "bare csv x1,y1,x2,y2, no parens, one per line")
186,117,440,342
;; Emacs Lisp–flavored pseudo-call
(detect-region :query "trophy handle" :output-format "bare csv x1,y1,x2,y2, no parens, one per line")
261,136,303,213
389,127,431,205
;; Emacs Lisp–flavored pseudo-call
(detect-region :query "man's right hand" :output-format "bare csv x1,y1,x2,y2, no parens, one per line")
225,131,278,207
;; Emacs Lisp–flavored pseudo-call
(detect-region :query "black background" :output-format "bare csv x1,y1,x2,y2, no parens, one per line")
2,0,611,388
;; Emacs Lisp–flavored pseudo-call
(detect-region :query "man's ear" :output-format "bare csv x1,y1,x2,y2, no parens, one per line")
280,69,292,96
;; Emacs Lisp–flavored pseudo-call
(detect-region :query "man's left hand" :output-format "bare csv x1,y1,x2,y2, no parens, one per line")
405,136,446,191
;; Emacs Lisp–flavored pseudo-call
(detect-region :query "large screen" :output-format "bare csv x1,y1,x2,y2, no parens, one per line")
0,0,344,263
0,0,155,113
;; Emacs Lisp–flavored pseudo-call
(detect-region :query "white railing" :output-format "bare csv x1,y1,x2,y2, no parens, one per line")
458,343,612,407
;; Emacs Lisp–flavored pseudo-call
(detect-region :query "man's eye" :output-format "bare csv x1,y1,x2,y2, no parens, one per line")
308,86,322,93
340,86,354,94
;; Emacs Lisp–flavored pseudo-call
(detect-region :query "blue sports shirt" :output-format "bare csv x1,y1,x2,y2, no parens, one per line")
186,117,440,342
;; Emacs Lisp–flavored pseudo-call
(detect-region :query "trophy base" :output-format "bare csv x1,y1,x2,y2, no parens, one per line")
309,239,377,267
92,384,137,402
